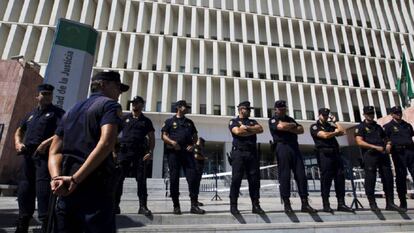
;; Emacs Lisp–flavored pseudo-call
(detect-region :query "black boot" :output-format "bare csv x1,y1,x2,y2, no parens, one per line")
386,198,405,212
322,197,333,212
15,216,30,233
252,199,265,214
197,201,204,206
172,197,181,215
230,199,240,215
400,197,407,211
368,197,380,212
190,197,205,214
301,197,317,213
337,198,353,212
138,199,152,216
283,197,294,214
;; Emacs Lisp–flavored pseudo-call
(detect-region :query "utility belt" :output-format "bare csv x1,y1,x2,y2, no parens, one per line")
316,147,339,154
119,142,148,154
232,144,256,152
393,144,414,151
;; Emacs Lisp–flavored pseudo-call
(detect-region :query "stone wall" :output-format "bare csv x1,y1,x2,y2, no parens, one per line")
0,60,42,184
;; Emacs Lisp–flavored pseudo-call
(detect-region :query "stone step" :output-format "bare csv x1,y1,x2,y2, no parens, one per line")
116,210,414,226
116,220,414,233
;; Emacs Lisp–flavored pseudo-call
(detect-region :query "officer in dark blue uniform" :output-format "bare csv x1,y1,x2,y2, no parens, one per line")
115,96,155,216
384,106,414,211
268,100,316,213
161,100,205,215
355,106,403,212
310,108,353,212
229,101,265,215
48,71,128,232
14,84,65,233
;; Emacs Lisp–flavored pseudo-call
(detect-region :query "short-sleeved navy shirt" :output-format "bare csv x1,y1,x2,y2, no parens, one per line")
55,93,122,161
384,119,414,146
20,104,65,147
119,113,155,144
354,120,386,149
229,116,258,147
161,115,197,147
310,120,339,149
268,115,299,145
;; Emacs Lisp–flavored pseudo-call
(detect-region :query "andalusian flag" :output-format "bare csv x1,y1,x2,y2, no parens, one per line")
396,48,414,108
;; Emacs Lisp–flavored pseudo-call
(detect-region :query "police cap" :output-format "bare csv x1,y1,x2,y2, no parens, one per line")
390,106,403,114
237,101,253,109
274,100,287,108
363,106,375,115
92,71,129,92
37,84,54,92
129,96,145,104
318,108,330,116
176,100,191,108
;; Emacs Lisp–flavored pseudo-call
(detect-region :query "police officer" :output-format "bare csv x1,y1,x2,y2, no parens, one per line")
48,71,128,232
268,100,316,213
14,84,65,233
384,106,414,211
355,106,403,212
229,101,265,215
115,96,155,216
161,100,205,215
194,137,206,207
310,108,353,212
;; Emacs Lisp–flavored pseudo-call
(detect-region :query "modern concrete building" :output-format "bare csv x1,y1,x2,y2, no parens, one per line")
1,0,414,178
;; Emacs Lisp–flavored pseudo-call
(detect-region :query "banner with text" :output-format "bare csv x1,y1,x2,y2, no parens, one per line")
44,18,98,111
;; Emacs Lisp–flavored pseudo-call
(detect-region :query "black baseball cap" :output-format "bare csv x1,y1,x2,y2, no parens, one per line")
37,84,54,92
274,100,287,108
390,106,403,114
237,101,253,109
92,71,129,92
129,96,145,104
176,100,191,108
319,108,330,116
363,106,375,115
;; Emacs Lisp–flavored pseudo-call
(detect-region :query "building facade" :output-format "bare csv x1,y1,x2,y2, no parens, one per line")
1,0,414,178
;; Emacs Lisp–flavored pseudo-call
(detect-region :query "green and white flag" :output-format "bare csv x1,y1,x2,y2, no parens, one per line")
396,47,414,108
44,18,98,110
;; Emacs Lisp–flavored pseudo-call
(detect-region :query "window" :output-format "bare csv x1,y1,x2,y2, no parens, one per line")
233,71,240,77
254,108,263,118
200,104,206,114
294,110,302,120
213,105,221,115
156,101,162,112
270,74,277,80
307,77,315,83
166,65,171,72
152,64,157,71
207,68,213,74
220,69,227,76
246,72,254,78
193,67,200,74
179,66,185,72
227,106,236,116
306,111,315,120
